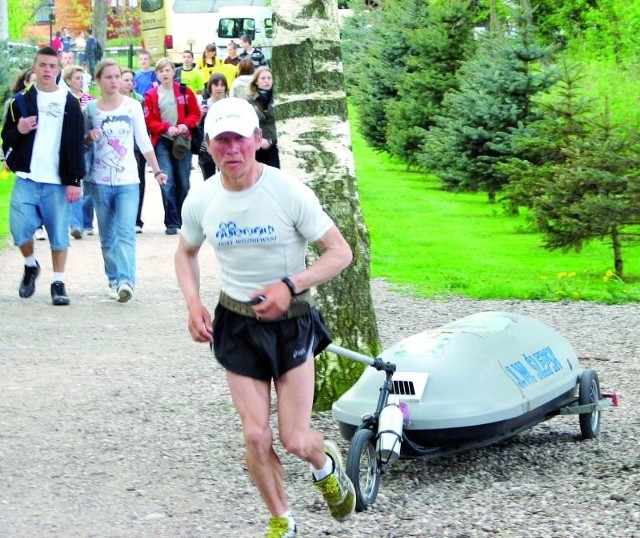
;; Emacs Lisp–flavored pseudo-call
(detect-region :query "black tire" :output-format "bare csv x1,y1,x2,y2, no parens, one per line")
346,428,380,512
579,369,601,439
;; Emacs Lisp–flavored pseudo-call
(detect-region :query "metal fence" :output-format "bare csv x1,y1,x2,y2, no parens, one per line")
102,45,144,70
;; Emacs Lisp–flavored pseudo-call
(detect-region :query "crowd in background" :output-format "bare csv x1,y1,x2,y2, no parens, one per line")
1,30,281,306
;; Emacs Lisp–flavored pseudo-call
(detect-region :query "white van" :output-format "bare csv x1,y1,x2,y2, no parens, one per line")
214,5,273,63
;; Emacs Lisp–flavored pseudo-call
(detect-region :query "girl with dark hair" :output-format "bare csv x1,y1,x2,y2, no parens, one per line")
197,72,228,179
197,43,222,83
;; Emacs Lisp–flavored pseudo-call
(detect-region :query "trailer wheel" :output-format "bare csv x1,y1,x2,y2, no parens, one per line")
346,428,380,511
579,369,601,439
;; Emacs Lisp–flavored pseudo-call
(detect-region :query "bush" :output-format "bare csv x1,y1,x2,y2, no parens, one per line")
0,41,39,105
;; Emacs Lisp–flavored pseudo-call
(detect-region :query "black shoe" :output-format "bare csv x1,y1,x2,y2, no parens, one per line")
19,262,41,298
165,227,178,235
51,281,70,306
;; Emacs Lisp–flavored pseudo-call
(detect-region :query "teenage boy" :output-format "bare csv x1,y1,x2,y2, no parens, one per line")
1,46,85,305
135,50,159,97
174,50,204,95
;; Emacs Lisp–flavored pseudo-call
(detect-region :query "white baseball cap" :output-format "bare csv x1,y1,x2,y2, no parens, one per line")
204,97,259,140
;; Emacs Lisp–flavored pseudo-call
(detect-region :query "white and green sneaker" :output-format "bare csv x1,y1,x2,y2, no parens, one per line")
265,516,297,538
312,440,356,522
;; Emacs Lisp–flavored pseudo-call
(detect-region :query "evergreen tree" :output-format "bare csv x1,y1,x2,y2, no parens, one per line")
531,102,640,279
498,60,594,210
419,6,558,202
385,0,477,166
343,0,430,152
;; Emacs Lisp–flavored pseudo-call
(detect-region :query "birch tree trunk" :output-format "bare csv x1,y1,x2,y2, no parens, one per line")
92,0,108,47
271,0,380,410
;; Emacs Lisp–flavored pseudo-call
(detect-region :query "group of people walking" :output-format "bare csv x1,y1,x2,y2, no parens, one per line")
2,45,355,538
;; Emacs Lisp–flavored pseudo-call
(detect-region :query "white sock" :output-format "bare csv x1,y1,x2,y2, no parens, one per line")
311,454,334,481
277,511,295,530
52,272,64,283
24,256,38,267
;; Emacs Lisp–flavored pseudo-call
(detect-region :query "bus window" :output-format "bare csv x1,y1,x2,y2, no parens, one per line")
218,17,256,41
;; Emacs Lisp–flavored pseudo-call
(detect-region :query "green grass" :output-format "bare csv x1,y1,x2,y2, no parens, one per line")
0,171,13,241
351,124,640,304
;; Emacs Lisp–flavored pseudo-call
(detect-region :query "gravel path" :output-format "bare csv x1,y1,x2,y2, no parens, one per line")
0,168,638,537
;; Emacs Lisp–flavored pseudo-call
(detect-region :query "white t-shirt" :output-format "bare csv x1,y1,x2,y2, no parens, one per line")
87,97,153,185
181,166,333,300
22,87,68,184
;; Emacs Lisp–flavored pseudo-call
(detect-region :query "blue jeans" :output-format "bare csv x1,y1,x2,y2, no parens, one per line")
88,182,139,288
156,138,192,230
69,180,95,230
10,176,71,250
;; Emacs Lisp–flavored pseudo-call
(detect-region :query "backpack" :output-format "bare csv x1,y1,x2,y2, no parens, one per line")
95,41,104,61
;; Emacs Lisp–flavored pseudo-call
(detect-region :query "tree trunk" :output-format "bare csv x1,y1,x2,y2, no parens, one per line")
611,225,624,278
271,0,380,411
92,0,108,47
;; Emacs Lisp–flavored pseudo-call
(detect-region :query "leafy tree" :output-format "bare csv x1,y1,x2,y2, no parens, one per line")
7,0,38,40
272,0,380,410
385,0,477,166
419,5,558,202
531,102,640,279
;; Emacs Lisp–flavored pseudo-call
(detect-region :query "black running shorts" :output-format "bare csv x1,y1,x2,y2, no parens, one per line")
212,304,332,381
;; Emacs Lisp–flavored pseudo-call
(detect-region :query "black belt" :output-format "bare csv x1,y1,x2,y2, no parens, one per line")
218,290,313,321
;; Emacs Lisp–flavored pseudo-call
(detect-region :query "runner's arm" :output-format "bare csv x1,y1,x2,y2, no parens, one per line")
175,236,213,343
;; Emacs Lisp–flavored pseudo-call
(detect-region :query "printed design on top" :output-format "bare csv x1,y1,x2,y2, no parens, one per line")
94,114,132,182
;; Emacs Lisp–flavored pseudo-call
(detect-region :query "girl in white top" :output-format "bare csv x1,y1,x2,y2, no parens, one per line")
85,59,168,303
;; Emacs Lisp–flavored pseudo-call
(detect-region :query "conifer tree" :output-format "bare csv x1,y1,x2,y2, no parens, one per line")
419,6,558,202
385,0,477,166
531,102,640,279
343,0,430,151
498,61,594,210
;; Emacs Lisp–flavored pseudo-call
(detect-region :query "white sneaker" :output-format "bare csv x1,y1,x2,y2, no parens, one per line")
34,228,46,241
117,283,133,303
135,225,143,234
109,284,118,300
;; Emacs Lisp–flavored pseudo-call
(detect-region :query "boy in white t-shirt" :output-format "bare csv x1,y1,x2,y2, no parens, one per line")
1,46,86,305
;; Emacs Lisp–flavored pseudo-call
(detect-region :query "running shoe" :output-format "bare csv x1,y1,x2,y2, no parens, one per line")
265,517,296,538
312,441,355,522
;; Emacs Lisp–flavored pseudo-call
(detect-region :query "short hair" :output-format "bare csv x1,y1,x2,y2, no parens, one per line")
155,57,174,72
95,58,121,80
237,58,255,76
206,72,228,95
240,35,252,45
34,46,59,63
182,50,194,58
139,50,152,59
122,67,135,78
62,65,84,83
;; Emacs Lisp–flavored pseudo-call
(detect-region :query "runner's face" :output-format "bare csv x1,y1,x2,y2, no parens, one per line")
140,54,150,69
210,131,260,182
182,53,193,68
